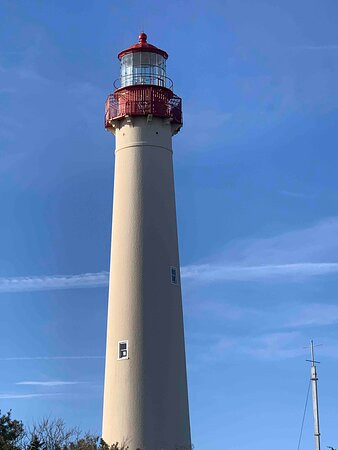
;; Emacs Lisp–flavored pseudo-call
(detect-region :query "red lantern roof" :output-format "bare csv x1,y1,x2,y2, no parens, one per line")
118,33,168,60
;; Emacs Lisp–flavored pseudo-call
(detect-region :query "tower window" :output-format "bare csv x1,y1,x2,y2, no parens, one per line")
170,266,178,285
118,340,128,360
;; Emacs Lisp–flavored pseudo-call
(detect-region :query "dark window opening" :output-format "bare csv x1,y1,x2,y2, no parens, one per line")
170,266,178,285
118,341,128,360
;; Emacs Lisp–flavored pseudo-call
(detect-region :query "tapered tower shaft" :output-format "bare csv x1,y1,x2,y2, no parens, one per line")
102,34,191,450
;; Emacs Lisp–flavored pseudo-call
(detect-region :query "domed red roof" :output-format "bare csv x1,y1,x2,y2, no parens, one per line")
118,33,168,60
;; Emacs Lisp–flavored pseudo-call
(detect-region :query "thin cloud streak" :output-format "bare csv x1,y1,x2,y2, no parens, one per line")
0,263,338,293
1,218,338,292
16,381,86,386
287,303,338,327
190,331,306,369
0,393,62,399
294,45,338,50
182,262,338,282
0,356,104,361
0,272,109,293
1,262,338,295
279,190,311,198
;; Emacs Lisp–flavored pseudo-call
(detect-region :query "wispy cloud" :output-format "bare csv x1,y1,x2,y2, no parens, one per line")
0,393,62,399
182,262,338,282
1,262,338,296
182,109,233,147
287,303,338,327
240,333,338,361
1,218,337,293
0,87,17,94
0,262,335,295
182,217,338,282
0,272,109,293
245,333,338,361
219,217,338,264
190,331,306,369
0,356,104,361
279,190,312,198
244,332,305,360
188,300,261,321
16,380,86,387
294,45,338,50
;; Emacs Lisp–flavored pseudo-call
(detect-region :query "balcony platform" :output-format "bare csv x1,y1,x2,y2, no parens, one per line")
105,85,182,129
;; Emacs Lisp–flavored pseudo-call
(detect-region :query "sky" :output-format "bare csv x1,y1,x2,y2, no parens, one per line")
1,0,338,448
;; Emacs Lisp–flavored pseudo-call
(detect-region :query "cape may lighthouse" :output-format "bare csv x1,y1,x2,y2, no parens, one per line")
102,33,191,450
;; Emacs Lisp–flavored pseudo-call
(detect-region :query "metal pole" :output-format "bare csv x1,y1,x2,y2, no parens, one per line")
310,340,321,450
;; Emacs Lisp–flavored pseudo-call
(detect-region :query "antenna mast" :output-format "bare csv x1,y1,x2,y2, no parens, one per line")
307,340,321,450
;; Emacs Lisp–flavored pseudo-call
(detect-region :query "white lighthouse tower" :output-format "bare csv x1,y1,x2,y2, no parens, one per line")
102,33,191,450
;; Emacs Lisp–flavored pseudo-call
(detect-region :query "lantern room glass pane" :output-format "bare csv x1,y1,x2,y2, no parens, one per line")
120,52,167,88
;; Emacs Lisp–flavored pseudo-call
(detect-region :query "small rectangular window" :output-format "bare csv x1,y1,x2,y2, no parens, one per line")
118,340,128,360
170,266,178,285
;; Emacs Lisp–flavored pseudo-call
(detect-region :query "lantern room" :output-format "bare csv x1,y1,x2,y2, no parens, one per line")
116,33,171,89
105,33,182,130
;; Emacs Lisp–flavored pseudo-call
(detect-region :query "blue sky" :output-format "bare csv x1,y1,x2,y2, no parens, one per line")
1,0,338,448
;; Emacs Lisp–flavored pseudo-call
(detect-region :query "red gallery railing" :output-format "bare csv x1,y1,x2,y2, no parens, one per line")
105,85,182,129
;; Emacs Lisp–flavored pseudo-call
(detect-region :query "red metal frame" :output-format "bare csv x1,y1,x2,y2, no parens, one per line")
118,32,168,60
105,85,182,128
105,34,182,130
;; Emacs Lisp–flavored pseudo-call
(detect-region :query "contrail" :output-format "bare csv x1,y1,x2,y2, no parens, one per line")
0,272,109,293
0,262,338,294
0,355,104,361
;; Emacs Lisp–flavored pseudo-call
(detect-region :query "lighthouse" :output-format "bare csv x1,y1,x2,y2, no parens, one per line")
102,33,191,450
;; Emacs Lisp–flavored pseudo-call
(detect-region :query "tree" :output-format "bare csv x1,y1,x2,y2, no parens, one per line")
0,411,137,450
0,410,25,450
27,434,44,450
26,418,81,450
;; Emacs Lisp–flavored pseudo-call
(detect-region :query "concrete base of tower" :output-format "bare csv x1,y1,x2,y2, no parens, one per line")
102,116,191,450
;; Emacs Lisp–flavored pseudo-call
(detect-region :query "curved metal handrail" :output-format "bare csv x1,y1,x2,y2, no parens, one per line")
105,88,182,127
113,74,173,90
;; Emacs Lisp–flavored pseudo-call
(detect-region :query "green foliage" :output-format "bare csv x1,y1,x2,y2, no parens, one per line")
0,411,132,450
0,410,193,450
0,410,25,450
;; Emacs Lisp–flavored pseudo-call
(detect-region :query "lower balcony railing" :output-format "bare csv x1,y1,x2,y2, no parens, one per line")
105,86,182,128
